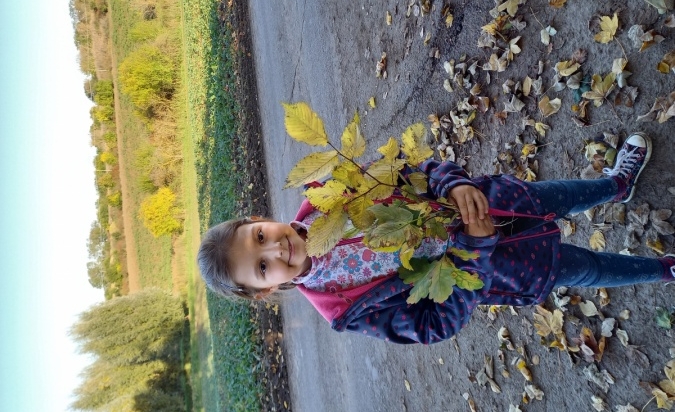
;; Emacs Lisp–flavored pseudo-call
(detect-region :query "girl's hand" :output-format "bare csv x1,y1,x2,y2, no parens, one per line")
464,215,496,237
449,184,489,224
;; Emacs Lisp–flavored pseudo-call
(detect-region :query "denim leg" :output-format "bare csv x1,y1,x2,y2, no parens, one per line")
555,243,664,288
524,178,619,217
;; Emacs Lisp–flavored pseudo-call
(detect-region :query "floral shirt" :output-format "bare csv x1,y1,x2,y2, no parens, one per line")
291,210,449,293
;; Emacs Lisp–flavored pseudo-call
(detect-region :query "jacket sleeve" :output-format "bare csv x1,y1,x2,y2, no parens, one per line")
417,159,477,200
331,270,490,344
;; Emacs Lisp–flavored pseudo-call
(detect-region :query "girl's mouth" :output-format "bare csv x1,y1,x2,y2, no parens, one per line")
287,237,294,265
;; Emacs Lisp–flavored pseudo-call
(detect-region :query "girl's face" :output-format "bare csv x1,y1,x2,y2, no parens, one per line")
229,220,312,292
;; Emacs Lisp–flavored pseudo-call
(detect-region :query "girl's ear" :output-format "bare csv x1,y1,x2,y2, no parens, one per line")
252,286,277,300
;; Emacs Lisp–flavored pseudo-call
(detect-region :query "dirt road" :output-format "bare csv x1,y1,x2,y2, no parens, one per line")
247,1,675,410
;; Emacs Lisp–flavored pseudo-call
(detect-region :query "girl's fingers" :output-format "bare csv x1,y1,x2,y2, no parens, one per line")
464,193,477,224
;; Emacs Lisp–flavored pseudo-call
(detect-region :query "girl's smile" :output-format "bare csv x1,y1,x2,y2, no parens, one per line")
229,220,312,292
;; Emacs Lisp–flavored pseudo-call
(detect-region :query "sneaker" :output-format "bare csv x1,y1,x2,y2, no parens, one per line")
661,254,675,281
603,132,652,203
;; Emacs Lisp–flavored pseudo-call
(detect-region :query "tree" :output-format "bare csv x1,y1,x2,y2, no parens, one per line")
70,290,186,411
118,45,174,111
139,187,182,237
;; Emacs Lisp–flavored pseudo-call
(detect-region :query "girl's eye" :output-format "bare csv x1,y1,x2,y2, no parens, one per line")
257,229,264,243
259,260,266,276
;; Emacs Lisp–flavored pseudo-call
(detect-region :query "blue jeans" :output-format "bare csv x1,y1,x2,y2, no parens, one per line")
524,178,664,288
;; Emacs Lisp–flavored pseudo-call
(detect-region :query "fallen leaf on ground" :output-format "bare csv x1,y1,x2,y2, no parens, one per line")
651,209,675,235
616,329,629,346
591,395,608,411
579,300,599,317
549,0,567,8
656,307,674,329
589,230,606,251
516,358,532,381
594,13,619,43
541,25,557,45
574,326,605,363
615,405,639,412
583,73,617,107
637,91,675,123
538,95,562,117
524,384,544,401
584,364,615,392
601,318,615,337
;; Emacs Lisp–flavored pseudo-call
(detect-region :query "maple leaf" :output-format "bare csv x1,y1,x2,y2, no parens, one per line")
533,305,564,338
555,60,581,77
582,73,616,107
589,230,606,251
401,123,433,166
306,208,348,257
538,95,562,117
282,102,329,146
497,0,522,17
340,112,365,159
285,150,339,188
594,13,619,44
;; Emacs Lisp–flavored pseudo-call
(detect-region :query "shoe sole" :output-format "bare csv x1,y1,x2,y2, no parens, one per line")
621,132,652,203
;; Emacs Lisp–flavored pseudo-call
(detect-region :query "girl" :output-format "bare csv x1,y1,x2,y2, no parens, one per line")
198,133,675,344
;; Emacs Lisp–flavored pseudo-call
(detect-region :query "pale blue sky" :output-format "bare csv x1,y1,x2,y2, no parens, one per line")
0,0,104,411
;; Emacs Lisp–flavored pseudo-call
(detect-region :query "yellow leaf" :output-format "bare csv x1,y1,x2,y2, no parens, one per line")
399,243,415,270
303,180,347,213
407,172,428,194
446,12,454,28
555,60,580,77
377,137,400,161
497,0,520,17
589,230,606,251
346,195,375,230
647,236,665,254
284,151,339,188
516,359,532,381
653,388,674,410
533,305,564,338
332,161,365,189
594,13,618,43
523,76,533,96
538,95,562,117
534,122,549,137
658,50,675,74
282,102,329,146
306,207,348,257
401,123,433,166
368,97,376,109
582,73,616,107
340,112,365,159
362,158,406,200
549,0,567,8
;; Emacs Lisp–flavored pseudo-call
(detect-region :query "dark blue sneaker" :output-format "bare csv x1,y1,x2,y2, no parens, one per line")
603,133,652,203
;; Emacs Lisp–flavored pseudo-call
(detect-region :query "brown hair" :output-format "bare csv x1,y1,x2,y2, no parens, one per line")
197,217,295,301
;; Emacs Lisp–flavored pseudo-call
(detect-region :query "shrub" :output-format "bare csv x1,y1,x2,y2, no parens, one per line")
129,20,160,42
139,187,182,237
118,45,174,111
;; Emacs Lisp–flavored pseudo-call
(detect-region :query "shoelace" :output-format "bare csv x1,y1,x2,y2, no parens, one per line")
603,147,640,179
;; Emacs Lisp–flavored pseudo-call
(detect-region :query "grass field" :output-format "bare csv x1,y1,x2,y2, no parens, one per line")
181,0,264,411
108,0,173,291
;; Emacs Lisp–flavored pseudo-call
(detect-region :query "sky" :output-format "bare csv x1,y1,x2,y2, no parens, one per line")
0,0,105,411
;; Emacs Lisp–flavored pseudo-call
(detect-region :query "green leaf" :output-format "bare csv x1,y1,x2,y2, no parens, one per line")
425,217,448,240
448,247,480,261
450,267,484,290
401,257,457,303
364,216,423,253
656,307,674,329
